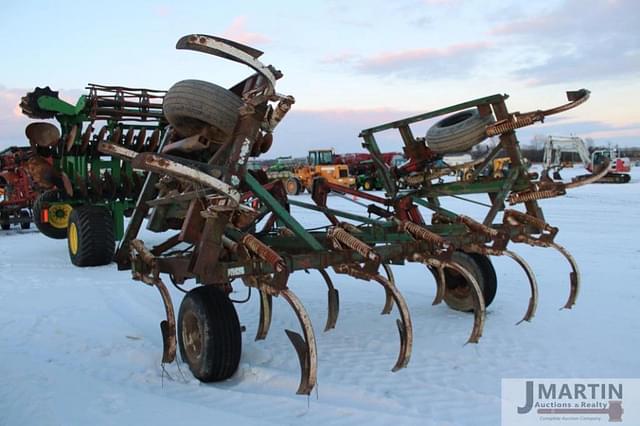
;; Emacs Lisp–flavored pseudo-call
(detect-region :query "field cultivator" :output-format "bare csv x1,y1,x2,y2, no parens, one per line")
0,147,38,230
20,83,167,265
103,34,599,395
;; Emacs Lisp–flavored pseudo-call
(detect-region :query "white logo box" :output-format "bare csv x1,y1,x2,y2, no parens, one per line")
502,378,640,425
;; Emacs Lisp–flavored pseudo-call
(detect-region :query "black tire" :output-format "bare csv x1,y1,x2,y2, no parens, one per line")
163,79,243,138
0,212,9,230
32,190,69,239
440,251,496,312
363,178,375,191
67,205,115,267
20,210,31,230
426,109,494,154
178,286,242,382
285,177,301,195
468,253,497,307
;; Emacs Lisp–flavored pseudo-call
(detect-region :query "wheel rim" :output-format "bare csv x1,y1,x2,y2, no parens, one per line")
439,110,473,128
182,311,203,361
48,204,72,229
286,180,297,194
68,222,79,255
445,268,472,299
442,258,482,312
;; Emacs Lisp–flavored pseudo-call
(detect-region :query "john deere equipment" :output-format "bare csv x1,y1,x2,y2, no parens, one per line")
21,84,167,265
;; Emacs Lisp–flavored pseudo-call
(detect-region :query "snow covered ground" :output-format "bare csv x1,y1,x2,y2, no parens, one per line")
1,167,639,426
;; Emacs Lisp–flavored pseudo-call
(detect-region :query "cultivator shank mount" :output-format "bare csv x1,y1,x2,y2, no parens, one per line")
104,34,595,395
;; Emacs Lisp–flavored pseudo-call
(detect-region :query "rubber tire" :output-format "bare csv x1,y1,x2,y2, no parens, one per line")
178,286,242,382
20,210,31,230
285,177,301,195
441,251,496,312
0,212,9,230
363,178,375,191
67,206,115,267
163,79,243,138
32,190,68,239
426,109,494,154
468,253,497,307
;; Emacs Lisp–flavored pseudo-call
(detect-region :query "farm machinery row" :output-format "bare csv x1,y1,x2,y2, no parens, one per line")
20,34,604,395
262,150,405,195
0,146,37,230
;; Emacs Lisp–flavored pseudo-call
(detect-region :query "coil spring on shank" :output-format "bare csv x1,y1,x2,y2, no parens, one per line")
508,189,562,204
241,234,286,272
402,221,448,247
504,209,550,231
486,114,538,137
457,215,499,237
328,227,377,260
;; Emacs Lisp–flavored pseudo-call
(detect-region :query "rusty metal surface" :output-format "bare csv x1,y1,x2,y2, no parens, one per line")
129,240,176,364
371,273,413,371
281,289,318,395
486,89,590,137
25,122,60,147
318,269,339,331
503,249,539,324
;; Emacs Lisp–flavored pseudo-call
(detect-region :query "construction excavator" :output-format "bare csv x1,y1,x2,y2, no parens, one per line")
542,136,631,184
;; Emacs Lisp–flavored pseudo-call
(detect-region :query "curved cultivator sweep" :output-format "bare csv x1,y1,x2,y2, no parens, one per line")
98,34,598,395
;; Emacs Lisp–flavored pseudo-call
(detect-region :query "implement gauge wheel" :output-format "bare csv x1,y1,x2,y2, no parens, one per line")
178,286,242,382
32,190,72,239
426,108,494,154
163,79,243,139
440,251,497,312
67,205,115,267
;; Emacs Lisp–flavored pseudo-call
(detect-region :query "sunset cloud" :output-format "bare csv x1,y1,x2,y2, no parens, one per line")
222,16,271,45
488,0,640,85
0,86,31,148
354,41,493,79
0,86,83,151
321,52,358,65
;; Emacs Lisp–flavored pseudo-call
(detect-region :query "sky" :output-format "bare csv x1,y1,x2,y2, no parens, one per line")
1,0,638,157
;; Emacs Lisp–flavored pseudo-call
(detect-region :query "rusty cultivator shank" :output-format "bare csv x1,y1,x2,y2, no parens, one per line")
104,34,597,395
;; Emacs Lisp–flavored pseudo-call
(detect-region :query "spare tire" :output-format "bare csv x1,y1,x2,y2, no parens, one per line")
426,108,494,154
163,79,243,139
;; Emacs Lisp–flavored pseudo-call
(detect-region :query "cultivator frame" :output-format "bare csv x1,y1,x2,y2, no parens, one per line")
103,34,598,395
